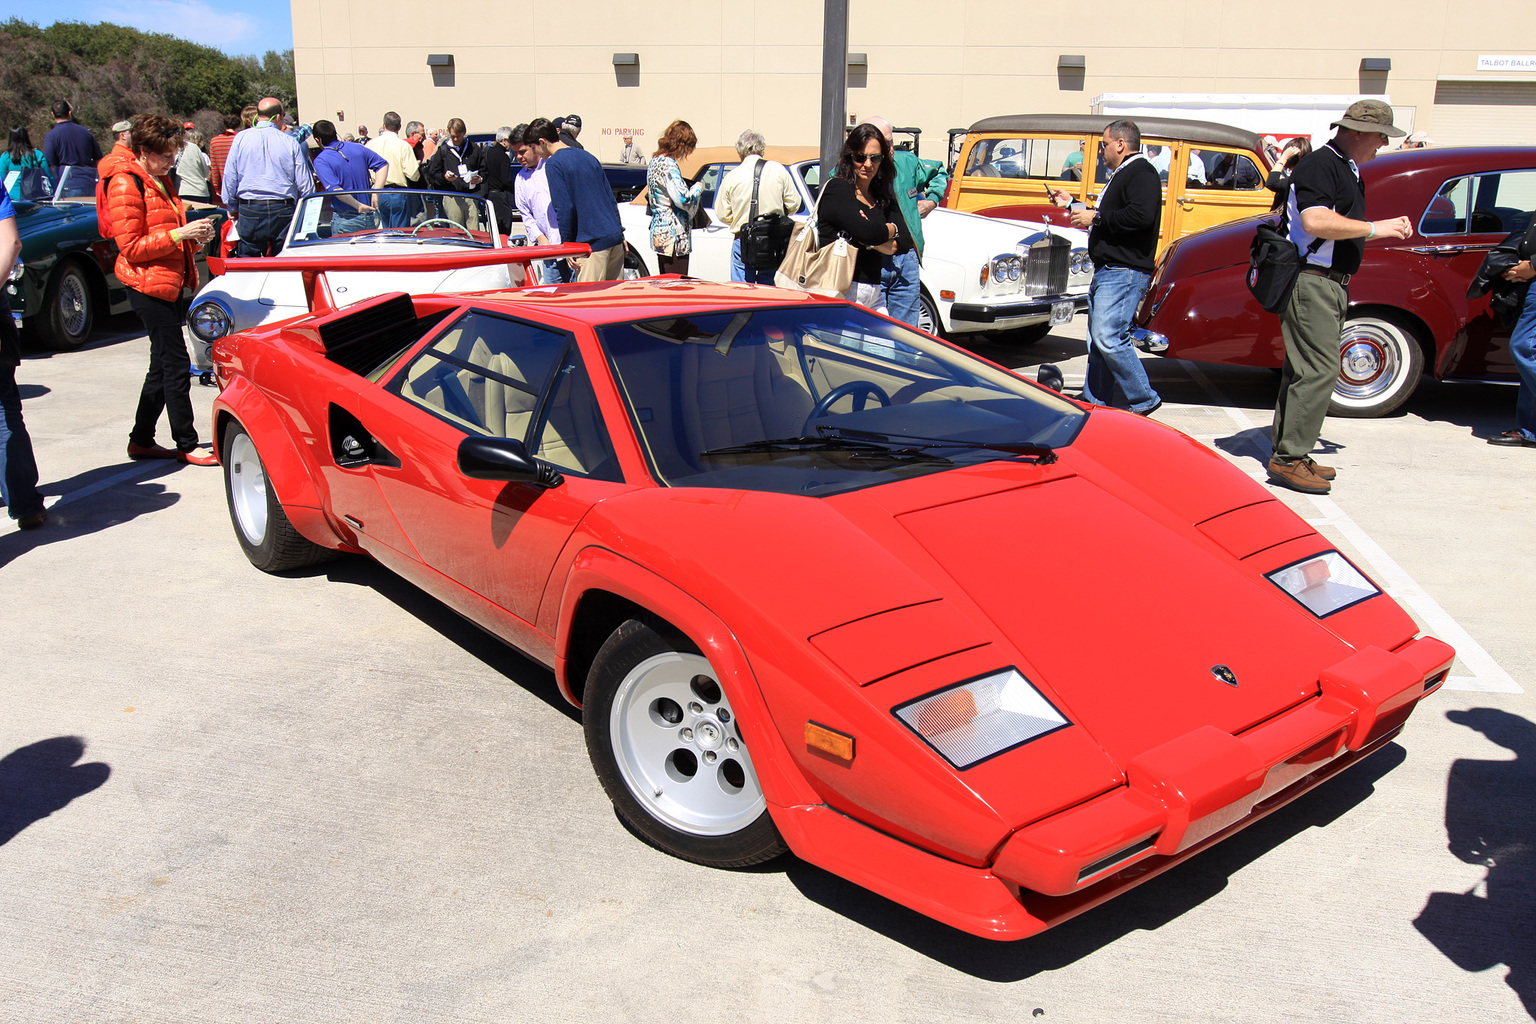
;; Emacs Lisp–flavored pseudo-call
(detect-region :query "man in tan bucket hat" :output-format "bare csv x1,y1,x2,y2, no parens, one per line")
1266,100,1412,495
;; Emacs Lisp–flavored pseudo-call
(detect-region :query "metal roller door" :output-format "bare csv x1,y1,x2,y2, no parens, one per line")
1431,81,1536,146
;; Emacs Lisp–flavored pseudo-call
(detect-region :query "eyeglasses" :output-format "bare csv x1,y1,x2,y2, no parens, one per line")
851,152,883,165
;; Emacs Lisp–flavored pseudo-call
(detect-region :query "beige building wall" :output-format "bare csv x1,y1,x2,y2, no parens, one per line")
292,0,1536,162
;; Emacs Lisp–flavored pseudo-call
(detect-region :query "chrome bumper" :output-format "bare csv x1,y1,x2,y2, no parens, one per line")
1130,327,1169,353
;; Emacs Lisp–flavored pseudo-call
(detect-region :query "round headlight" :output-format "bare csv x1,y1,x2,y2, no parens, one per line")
1008,257,1023,282
189,300,231,342
7,260,24,282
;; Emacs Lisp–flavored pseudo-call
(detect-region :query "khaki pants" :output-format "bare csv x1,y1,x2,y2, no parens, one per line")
1273,271,1346,459
441,194,481,232
575,244,625,283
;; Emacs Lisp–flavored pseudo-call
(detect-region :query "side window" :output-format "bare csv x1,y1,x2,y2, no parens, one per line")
534,354,622,481
695,163,726,210
394,310,567,442
1421,177,1472,235
1474,170,1536,235
800,161,821,198
1187,149,1263,191
964,138,1085,180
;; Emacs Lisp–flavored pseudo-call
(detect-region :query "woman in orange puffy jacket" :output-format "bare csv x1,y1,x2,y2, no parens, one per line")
108,114,219,465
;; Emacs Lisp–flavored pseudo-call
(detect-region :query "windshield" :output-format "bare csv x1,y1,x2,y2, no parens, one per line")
597,305,1085,496
286,190,502,249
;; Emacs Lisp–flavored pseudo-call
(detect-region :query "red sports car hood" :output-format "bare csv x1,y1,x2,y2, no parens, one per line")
891,470,1350,764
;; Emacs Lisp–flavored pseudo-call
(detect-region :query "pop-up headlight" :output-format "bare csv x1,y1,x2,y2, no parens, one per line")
894,668,1069,769
1266,550,1380,617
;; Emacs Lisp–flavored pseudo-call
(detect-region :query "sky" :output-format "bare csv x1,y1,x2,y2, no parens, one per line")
2,0,294,56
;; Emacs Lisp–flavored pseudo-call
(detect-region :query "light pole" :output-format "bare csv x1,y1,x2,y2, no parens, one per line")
820,0,848,184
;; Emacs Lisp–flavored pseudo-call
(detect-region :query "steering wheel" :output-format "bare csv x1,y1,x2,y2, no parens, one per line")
803,381,891,433
412,218,475,241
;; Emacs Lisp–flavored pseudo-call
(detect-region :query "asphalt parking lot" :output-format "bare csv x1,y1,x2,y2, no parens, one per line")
2,310,1532,1024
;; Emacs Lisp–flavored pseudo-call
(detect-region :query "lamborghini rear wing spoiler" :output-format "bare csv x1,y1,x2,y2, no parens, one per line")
214,243,593,312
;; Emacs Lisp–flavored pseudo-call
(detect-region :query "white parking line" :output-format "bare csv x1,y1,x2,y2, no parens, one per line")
0,460,163,536
1178,360,1521,694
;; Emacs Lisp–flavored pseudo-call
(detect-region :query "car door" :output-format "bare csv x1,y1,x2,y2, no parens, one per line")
951,133,1096,225
1413,169,1536,380
1175,146,1271,241
686,162,738,280
360,307,632,631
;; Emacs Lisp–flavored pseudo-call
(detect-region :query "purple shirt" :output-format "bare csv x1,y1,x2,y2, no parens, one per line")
515,161,559,244
221,120,315,207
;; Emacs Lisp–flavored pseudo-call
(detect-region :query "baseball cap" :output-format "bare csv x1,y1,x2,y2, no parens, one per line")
111,119,132,133
184,121,195,129
1330,100,1405,138
563,114,582,130
1405,131,1435,146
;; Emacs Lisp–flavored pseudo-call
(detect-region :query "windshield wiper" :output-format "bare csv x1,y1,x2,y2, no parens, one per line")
698,436,952,465
817,425,1058,464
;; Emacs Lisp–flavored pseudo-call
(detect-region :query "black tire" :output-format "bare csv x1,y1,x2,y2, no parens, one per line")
41,260,95,350
623,244,649,280
583,618,788,868
1327,313,1426,418
222,422,332,572
1011,322,1053,345
917,291,947,338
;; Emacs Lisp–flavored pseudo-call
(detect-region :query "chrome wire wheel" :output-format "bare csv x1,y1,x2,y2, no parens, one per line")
608,651,767,837
57,270,89,337
228,432,269,547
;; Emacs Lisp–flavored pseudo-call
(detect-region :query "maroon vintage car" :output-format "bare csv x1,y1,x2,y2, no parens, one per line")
1132,146,1535,416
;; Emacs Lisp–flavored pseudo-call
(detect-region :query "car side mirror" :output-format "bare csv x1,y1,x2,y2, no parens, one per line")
457,435,564,488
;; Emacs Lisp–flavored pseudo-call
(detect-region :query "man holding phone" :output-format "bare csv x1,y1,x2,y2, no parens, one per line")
1048,119,1163,415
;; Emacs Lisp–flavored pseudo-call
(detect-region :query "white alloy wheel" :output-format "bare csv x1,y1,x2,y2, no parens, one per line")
228,431,269,546
608,651,767,836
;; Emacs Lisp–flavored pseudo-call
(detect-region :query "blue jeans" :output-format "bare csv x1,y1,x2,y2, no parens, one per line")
234,198,295,257
881,249,922,328
1,365,44,522
541,259,574,285
0,293,42,521
1084,265,1159,412
1511,289,1536,441
730,237,776,284
377,189,410,229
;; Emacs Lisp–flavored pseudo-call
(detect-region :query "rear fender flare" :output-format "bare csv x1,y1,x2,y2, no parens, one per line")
555,546,822,811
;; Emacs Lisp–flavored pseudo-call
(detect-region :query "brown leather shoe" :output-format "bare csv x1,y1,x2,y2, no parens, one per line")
17,509,47,530
1267,456,1331,494
1302,456,1337,480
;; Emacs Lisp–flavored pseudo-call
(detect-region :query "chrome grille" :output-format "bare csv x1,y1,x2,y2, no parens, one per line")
1023,234,1070,297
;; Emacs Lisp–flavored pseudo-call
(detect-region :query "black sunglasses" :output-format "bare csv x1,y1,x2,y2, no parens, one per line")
852,152,883,165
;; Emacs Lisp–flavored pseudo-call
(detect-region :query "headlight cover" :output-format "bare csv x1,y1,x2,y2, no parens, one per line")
8,259,23,282
894,668,1070,769
1266,550,1380,617
188,300,231,342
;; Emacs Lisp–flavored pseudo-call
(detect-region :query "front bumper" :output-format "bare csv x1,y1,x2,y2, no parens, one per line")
777,635,1453,939
949,294,1088,328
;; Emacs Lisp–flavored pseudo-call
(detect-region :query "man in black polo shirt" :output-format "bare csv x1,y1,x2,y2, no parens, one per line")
1049,119,1163,415
1268,100,1412,494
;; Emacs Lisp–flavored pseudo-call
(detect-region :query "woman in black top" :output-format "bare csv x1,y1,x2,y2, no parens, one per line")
1266,137,1311,212
816,123,903,311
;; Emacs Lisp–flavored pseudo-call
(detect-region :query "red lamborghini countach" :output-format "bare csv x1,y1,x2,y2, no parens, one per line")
209,249,1452,940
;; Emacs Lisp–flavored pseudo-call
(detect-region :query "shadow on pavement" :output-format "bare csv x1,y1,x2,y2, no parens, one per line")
1415,708,1536,1019
0,470,180,569
1404,377,1521,441
786,742,1407,980
0,737,111,847
312,556,581,723
20,312,144,361
17,383,49,400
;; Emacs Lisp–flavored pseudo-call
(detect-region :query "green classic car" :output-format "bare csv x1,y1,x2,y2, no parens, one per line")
5,165,222,350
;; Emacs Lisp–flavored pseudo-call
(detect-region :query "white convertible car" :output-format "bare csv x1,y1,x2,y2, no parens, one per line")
185,191,531,358
619,147,1092,341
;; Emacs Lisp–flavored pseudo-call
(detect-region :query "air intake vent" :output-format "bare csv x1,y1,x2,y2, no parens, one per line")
1077,835,1158,884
